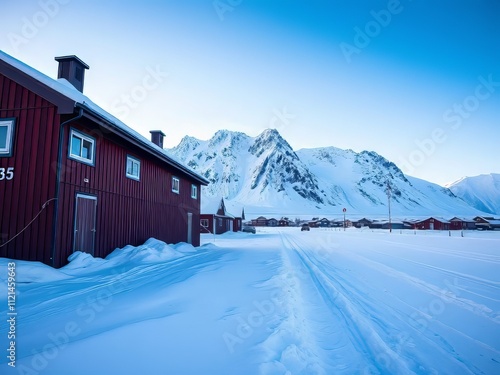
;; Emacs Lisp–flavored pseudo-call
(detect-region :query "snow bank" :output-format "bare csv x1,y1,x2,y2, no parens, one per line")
104,238,182,264
0,238,199,282
0,258,70,283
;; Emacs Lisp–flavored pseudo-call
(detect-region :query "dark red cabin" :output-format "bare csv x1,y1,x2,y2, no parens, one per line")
0,52,208,267
200,198,241,234
414,217,450,231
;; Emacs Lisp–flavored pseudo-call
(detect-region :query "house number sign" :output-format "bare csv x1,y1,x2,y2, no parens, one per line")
0,167,14,180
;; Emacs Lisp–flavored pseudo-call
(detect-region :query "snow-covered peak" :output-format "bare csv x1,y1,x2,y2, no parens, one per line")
208,129,249,148
171,135,201,155
447,173,500,214
168,129,486,217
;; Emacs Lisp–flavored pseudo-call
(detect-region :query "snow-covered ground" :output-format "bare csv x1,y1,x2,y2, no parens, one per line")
1,229,499,374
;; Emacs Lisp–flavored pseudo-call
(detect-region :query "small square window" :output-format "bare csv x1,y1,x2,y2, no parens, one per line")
200,219,209,227
0,118,16,157
126,155,140,180
69,129,95,165
191,184,198,199
172,177,180,194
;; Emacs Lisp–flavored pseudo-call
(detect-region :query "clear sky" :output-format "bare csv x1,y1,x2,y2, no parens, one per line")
1,0,499,185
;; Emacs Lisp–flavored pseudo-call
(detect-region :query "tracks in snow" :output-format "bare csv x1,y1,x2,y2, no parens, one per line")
264,231,494,375
276,232,417,375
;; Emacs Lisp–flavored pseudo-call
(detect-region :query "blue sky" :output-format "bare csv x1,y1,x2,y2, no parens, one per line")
1,0,499,185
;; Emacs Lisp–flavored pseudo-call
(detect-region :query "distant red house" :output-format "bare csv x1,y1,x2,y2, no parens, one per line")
278,219,289,227
200,198,242,234
252,216,268,226
473,216,500,230
0,52,208,267
415,217,450,230
449,217,476,230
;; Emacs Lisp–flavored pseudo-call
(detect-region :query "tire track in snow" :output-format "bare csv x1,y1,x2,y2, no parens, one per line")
358,246,500,305
280,232,417,375
332,243,500,324
355,234,500,264
287,232,497,374
258,235,332,375
11,250,229,359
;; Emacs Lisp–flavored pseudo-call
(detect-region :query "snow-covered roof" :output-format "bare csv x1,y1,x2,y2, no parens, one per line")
0,50,208,185
201,198,241,218
449,217,476,223
373,220,404,225
416,217,451,224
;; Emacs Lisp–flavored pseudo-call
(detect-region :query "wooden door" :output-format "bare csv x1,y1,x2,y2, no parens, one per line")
73,194,97,255
187,212,193,244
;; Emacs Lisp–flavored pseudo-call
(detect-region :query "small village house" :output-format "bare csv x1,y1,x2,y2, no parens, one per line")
449,217,476,230
354,218,372,228
251,216,269,227
414,217,450,230
278,218,290,227
200,198,242,235
474,217,500,230
267,218,278,227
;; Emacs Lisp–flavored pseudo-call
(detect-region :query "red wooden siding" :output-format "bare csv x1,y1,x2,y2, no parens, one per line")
415,217,450,231
233,218,242,232
53,121,201,267
200,214,214,234
0,74,59,264
1,68,204,268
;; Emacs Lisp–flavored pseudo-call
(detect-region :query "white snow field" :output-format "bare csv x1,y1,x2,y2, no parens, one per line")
1,229,499,375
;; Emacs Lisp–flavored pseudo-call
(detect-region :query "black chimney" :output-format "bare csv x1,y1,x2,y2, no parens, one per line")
54,55,89,93
150,130,166,148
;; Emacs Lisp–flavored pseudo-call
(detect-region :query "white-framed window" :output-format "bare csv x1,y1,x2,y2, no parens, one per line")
126,155,140,180
69,128,95,165
200,219,209,227
0,118,16,157
191,184,198,199
172,176,180,194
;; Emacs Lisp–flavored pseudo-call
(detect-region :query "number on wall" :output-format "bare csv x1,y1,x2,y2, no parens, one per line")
0,167,14,180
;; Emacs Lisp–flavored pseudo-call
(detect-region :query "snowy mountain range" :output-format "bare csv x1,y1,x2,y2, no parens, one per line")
168,129,484,218
446,174,500,215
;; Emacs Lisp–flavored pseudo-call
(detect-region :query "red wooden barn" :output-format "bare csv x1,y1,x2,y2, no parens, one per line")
0,52,208,267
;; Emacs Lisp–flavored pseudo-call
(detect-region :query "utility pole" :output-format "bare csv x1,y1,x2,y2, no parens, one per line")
343,207,347,231
386,179,392,233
